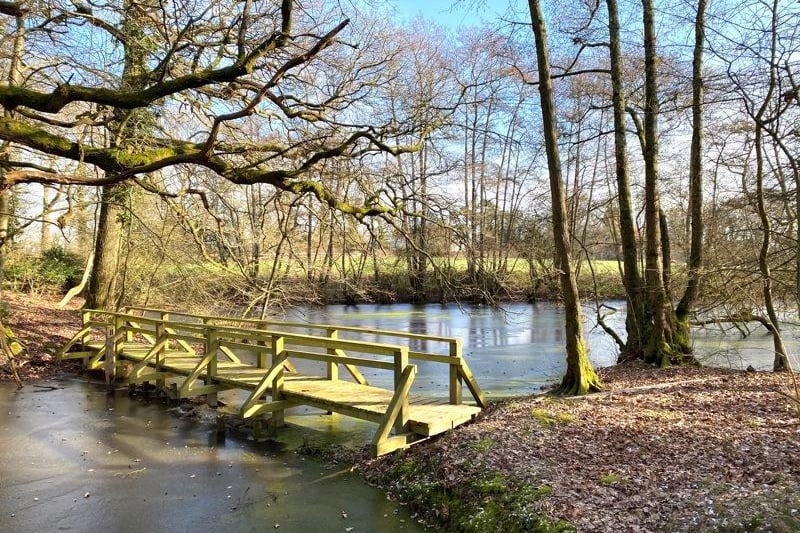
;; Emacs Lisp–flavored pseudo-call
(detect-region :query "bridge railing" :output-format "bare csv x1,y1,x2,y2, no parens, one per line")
61,309,416,391
122,305,485,407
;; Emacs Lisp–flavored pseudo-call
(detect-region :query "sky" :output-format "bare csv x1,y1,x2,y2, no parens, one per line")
385,0,508,29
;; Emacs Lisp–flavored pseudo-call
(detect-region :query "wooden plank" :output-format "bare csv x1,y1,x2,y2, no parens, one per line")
459,363,487,408
407,404,481,436
124,306,458,343
407,351,460,364
218,345,242,364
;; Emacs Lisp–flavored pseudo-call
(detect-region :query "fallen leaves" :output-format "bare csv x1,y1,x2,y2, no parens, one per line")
1,291,83,381
362,362,800,532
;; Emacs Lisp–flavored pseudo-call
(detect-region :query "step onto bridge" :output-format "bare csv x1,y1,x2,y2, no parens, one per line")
58,307,486,456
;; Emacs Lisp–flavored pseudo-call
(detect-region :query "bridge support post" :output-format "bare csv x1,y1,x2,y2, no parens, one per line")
205,328,219,407
155,321,166,391
104,320,119,394
270,335,286,428
449,339,463,405
257,322,268,369
393,347,409,434
326,328,339,381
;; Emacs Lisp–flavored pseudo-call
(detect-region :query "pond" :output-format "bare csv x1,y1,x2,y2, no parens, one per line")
282,301,791,396
0,379,424,533
2,301,791,531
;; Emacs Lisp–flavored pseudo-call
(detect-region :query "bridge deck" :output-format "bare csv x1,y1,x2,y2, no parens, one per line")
61,309,486,456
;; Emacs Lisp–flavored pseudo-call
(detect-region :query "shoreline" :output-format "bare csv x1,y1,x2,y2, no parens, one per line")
3,291,799,532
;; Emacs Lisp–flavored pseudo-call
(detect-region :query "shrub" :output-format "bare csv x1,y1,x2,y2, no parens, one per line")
5,247,85,294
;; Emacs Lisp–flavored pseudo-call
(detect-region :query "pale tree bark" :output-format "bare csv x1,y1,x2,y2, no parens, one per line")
528,0,602,395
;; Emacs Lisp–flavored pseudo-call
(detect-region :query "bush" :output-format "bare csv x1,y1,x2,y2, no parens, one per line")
5,247,85,294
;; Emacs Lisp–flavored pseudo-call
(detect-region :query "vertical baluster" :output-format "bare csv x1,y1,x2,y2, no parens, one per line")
205,327,218,407
271,335,286,427
257,321,268,369
155,320,166,391
393,347,409,434
449,339,463,405
326,328,339,381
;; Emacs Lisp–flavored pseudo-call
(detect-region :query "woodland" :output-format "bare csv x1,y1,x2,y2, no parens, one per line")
0,0,799,396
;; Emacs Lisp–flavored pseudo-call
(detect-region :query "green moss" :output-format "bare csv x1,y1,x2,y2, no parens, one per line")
554,341,604,395
673,316,692,354
469,438,494,452
387,458,418,481
374,454,573,533
471,473,507,495
598,473,624,486
531,408,576,427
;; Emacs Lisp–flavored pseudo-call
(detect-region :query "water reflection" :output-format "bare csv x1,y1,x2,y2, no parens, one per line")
282,301,788,396
283,302,621,396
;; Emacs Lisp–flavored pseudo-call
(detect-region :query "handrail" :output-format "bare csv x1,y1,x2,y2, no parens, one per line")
68,307,484,407
122,305,459,343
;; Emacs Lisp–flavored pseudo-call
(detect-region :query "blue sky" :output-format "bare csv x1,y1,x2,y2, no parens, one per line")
387,0,507,29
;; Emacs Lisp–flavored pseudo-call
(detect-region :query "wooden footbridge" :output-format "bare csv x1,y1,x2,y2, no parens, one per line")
58,307,486,456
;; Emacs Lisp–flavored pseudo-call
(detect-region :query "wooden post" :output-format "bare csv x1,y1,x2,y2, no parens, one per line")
271,335,285,427
104,324,116,393
155,321,166,391
161,311,170,350
205,328,218,407
393,347,409,434
449,339,463,405
81,310,91,346
326,328,339,381
114,315,125,356
257,322,268,369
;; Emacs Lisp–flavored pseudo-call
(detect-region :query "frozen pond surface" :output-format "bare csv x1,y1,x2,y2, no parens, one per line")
0,379,424,533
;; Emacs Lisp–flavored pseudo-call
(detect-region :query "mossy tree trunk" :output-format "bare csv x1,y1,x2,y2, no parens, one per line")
0,8,24,290
605,0,645,360
84,1,150,310
674,0,708,351
528,0,602,395
639,0,689,367
84,182,130,309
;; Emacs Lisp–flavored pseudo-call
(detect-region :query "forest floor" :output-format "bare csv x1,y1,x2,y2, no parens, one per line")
359,365,800,532
0,291,83,381
3,291,800,531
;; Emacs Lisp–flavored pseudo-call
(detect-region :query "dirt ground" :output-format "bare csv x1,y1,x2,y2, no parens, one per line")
1,291,83,381
361,364,800,532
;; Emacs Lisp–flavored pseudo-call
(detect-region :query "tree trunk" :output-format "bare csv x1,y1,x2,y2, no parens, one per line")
84,182,129,309
84,1,148,310
606,0,645,361
641,0,681,366
753,128,789,371
0,188,9,287
0,10,25,289
675,0,708,348
528,0,602,395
